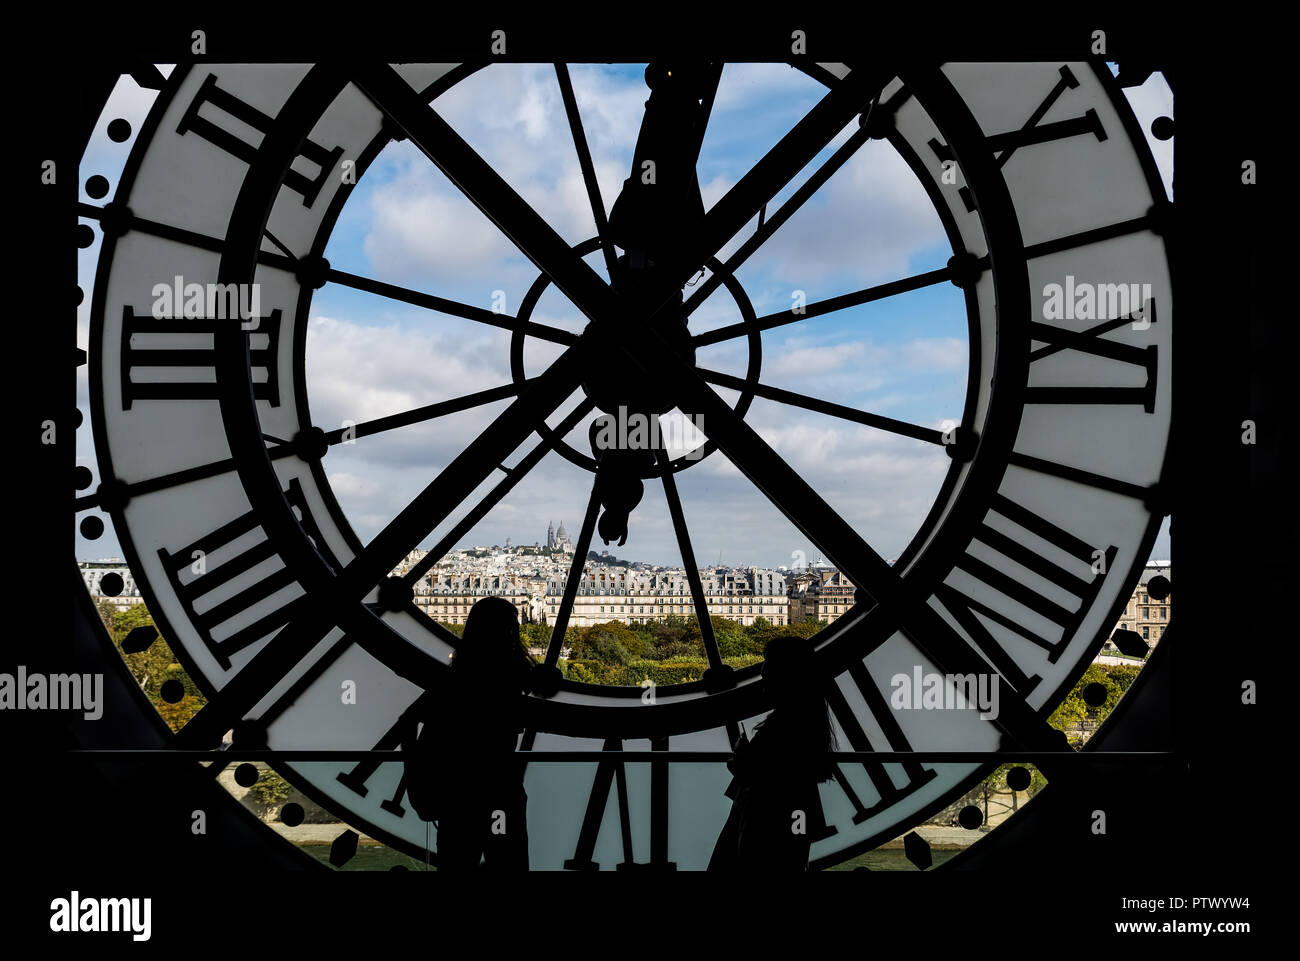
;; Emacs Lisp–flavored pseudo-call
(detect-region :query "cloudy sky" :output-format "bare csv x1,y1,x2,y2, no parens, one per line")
77,63,1174,570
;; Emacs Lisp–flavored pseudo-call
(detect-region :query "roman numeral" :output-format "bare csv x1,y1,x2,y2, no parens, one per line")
564,738,675,871
1026,301,1158,412
1007,451,1155,503
177,73,344,208
928,66,1108,211
336,715,410,818
934,492,1116,694
157,479,334,670
823,661,939,829
120,305,283,410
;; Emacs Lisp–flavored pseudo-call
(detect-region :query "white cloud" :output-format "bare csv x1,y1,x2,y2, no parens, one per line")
711,63,819,113
362,150,525,287
325,471,381,498
769,341,867,377
305,314,509,426
900,337,967,371
738,139,946,289
360,64,655,293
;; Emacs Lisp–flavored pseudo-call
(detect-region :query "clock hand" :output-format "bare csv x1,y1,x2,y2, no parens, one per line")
607,62,720,279
639,64,891,324
581,61,1066,752
687,64,887,281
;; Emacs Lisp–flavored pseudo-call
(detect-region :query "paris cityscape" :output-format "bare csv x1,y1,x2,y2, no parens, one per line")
79,520,1171,654
41,36,1246,912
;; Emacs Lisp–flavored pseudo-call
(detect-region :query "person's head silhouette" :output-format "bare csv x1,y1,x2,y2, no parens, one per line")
758,635,837,777
761,635,819,708
455,596,533,689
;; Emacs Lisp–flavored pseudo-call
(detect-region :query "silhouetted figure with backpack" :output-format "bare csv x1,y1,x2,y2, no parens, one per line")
708,636,837,871
400,596,534,871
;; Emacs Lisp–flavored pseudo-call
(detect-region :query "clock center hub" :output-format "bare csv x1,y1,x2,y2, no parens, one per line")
579,308,696,418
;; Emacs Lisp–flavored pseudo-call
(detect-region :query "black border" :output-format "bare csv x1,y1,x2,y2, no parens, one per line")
13,11,1282,944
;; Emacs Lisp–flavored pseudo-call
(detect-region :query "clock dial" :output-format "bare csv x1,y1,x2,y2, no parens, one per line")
82,58,1171,869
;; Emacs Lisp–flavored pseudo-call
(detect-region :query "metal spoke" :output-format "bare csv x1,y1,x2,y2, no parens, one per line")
320,380,533,445
665,64,891,294
304,348,585,615
555,63,618,279
77,202,296,273
697,368,946,445
682,124,873,318
78,200,576,344
78,383,534,511
694,266,954,347
544,478,602,667
327,267,578,346
665,366,892,595
692,63,725,161
401,398,595,587
351,63,621,327
655,442,723,671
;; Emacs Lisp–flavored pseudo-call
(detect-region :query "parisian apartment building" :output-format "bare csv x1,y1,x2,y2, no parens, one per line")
541,567,790,628
1104,560,1172,651
79,552,1169,647
786,568,856,626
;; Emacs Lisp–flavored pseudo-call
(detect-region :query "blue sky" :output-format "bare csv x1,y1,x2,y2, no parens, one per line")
77,63,1174,569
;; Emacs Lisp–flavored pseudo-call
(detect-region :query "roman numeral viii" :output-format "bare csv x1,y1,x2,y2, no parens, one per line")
934,492,1116,695
157,479,338,670
823,662,939,832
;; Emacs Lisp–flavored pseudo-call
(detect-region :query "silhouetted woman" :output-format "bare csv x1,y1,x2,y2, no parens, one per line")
709,636,837,871
401,596,534,871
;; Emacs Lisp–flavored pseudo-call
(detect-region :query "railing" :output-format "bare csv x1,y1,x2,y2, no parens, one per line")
44,749,1177,762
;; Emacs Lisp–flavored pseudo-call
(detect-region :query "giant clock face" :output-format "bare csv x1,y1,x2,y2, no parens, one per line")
81,58,1172,869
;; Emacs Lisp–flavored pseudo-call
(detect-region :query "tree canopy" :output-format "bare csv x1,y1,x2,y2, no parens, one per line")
97,601,206,731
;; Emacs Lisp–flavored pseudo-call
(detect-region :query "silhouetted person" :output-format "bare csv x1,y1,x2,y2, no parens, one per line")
709,636,837,871
401,596,533,871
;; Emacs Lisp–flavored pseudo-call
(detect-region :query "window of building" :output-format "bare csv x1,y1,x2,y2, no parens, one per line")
1141,607,1148,618
1142,626,1149,639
